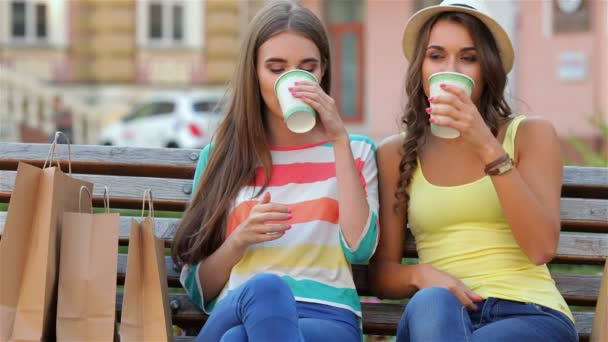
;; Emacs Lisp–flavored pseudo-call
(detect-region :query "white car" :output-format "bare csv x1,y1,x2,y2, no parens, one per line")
100,90,226,148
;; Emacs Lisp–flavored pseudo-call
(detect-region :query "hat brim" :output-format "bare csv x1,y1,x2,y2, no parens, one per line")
402,5,514,73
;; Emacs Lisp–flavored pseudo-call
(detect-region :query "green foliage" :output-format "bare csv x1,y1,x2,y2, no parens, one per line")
564,114,608,167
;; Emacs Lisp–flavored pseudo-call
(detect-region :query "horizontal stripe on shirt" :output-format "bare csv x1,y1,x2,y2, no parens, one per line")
227,197,339,237
232,244,348,274
251,158,365,187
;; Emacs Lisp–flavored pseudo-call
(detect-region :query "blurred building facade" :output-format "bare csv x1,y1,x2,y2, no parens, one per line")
0,0,606,154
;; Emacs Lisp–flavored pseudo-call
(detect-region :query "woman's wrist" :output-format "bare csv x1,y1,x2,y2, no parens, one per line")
330,129,349,145
411,263,431,290
225,233,246,259
478,142,506,165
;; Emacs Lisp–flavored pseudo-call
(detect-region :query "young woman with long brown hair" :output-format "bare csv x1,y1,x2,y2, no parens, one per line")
172,2,379,341
369,0,577,341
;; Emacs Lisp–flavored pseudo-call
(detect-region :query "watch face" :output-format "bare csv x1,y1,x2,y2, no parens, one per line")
557,0,583,14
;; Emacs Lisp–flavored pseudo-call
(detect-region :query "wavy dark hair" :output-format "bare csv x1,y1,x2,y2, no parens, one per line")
396,12,513,214
172,1,331,265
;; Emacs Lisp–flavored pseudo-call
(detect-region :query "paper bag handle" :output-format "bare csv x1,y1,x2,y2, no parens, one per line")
78,186,93,214
141,188,154,218
102,186,110,213
43,131,73,175
78,186,111,213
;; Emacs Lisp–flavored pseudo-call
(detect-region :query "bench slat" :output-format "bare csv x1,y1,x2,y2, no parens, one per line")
1,144,606,198
0,213,606,262
114,291,593,338
349,264,601,306
0,143,198,178
560,198,608,233
2,170,608,228
116,253,604,306
562,166,608,200
0,171,192,211
401,230,608,264
1,197,607,236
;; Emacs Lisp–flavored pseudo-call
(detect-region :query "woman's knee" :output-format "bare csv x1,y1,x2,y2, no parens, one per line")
404,287,462,317
245,273,292,299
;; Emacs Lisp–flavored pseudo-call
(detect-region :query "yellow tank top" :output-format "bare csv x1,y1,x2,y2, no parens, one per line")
408,115,573,321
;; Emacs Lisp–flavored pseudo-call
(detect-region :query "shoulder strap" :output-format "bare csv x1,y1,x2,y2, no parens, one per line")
502,115,526,158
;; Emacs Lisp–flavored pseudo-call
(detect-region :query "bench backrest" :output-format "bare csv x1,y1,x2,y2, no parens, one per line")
0,143,606,340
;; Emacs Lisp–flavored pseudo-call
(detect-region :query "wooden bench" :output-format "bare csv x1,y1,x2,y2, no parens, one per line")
0,142,606,341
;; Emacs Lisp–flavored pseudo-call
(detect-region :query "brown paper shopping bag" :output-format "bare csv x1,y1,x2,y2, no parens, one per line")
120,189,173,342
56,186,120,341
0,132,93,341
591,260,608,342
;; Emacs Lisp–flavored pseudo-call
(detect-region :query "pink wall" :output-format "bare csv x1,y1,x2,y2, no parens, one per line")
365,1,410,141
598,0,608,125
517,1,606,137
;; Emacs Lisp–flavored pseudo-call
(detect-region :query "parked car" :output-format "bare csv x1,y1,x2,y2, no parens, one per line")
99,90,226,148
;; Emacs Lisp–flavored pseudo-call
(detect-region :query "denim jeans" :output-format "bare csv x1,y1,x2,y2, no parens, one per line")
196,273,361,342
397,287,577,342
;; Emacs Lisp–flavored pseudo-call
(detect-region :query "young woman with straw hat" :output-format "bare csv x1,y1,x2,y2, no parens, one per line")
369,0,577,341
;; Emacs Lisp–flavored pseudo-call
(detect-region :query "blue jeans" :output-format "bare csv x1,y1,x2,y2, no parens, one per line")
196,273,361,342
397,287,577,342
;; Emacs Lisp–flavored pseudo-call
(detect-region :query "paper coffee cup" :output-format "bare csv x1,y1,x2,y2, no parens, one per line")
428,72,475,139
274,69,318,133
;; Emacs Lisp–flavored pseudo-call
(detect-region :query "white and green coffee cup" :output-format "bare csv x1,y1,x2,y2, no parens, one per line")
428,71,475,139
274,69,318,133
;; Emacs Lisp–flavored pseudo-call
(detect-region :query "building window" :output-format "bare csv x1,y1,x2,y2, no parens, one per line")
327,0,365,123
145,1,185,46
10,0,47,43
553,0,590,33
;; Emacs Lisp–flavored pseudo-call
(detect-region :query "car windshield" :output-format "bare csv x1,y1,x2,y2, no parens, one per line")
123,101,175,121
193,100,223,115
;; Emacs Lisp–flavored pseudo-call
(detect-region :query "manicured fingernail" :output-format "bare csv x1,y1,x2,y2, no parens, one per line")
288,214,293,219
288,208,292,213
428,96,434,102
288,87,294,91
294,81,299,85
287,224,292,229
426,107,432,113
429,118,435,123
440,83,446,89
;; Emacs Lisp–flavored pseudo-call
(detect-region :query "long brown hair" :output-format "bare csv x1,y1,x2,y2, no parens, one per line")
396,12,513,214
172,1,332,265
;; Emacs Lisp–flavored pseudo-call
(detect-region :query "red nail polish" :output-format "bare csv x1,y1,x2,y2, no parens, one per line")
428,96,434,102
426,107,432,113
440,83,446,89
429,118,435,123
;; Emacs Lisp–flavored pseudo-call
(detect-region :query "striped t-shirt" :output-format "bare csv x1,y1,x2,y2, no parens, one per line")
180,135,379,317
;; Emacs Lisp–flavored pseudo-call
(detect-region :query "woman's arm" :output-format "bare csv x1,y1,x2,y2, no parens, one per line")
291,81,377,251
368,135,420,298
333,135,376,248
185,147,290,307
481,118,562,265
368,135,482,310
430,85,563,265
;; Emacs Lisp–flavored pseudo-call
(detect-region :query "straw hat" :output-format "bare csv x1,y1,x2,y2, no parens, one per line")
402,0,514,73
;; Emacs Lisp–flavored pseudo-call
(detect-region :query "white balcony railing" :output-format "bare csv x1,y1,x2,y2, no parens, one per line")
0,64,101,144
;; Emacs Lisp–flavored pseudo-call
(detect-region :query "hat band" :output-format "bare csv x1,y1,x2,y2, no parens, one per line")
450,3,476,10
